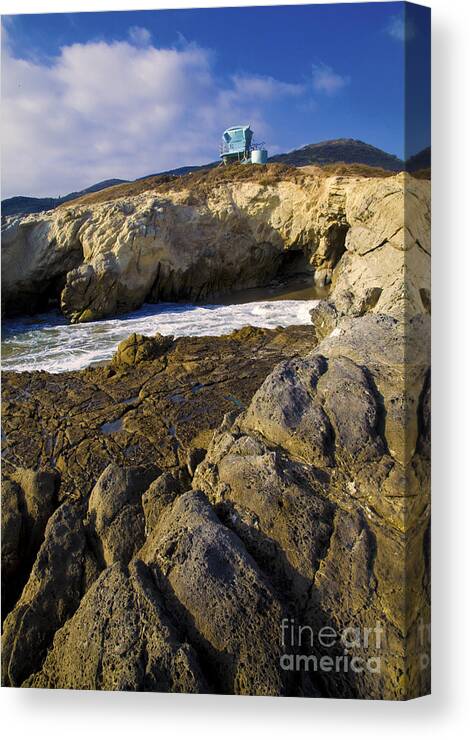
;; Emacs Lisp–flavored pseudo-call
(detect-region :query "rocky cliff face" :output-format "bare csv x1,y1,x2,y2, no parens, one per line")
1,167,430,322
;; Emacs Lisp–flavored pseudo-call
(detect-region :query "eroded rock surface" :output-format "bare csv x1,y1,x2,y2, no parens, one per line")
193,313,431,699
2,168,430,322
1,469,58,614
26,561,208,693
1,325,315,500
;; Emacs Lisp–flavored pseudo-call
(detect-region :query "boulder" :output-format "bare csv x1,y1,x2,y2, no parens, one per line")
1,479,23,596
309,300,338,342
26,561,208,692
112,332,174,368
86,463,159,566
140,490,289,696
1,468,58,616
142,471,183,533
1,501,99,687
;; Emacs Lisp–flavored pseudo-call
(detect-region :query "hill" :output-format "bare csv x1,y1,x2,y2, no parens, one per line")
1,178,129,218
269,138,404,170
405,146,431,178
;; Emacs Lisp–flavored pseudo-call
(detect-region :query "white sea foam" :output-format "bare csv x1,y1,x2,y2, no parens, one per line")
1,299,317,374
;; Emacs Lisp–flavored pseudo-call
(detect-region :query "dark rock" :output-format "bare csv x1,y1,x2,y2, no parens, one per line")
1,479,23,602
86,463,159,567
2,501,99,687
141,490,288,696
186,447,206,477
142,472,183,534
194,313,431,699
26,561,208,692
1,468,58,617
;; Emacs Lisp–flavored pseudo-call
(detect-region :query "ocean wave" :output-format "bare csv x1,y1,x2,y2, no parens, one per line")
1,299,317,374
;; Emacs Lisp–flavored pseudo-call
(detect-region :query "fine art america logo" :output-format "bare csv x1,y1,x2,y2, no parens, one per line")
279,618,431,675
280,619,385,675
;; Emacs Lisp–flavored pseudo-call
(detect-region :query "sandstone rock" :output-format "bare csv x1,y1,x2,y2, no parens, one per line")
193,313,431,699
1,479,23,601
1,211,85,315
111,332,174,368
194,436,335,602
1,171,430,322
1,463,159,686
329,174,431,319
86,463,158,566
1,501,100,687
1,468,58,615
10,468,58,550
142,472,183,533
309,300,338,342
140,490,288,696
26,561,208,692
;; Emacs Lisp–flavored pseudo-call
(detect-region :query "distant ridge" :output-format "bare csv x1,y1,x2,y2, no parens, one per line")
406,146,431,173
1,178,129,218
138,162,218,180
269,138,404,171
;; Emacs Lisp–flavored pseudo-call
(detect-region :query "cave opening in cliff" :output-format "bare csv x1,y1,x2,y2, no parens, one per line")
6,272,69,318
275,249,314,281
325,223,349,272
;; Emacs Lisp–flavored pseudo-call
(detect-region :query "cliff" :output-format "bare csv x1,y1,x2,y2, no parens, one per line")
1,165,430,323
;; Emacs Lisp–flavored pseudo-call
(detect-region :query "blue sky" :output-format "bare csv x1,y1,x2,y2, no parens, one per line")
1,2,430,198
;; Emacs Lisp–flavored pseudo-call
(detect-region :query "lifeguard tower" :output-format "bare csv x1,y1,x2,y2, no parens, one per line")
220,125,253,164
220,125,268,165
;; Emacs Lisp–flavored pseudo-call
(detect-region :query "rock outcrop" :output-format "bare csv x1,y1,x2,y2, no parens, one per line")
193,313,431,699
1,325,315,500
2,167,430,322
26,561,208,693
330,176,431,320
1,500,98,687
111,332,174,368
1,469,58,615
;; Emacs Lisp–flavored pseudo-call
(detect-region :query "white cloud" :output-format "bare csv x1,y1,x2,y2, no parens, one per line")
312,63,349,96
231,74,304,101
1,31,300,198
386,15,416,42
128,26,152,47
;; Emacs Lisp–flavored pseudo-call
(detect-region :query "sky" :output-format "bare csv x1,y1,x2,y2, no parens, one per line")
1,2,430,199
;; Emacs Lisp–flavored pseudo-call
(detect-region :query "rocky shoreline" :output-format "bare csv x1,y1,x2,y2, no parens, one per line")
1,166,431,699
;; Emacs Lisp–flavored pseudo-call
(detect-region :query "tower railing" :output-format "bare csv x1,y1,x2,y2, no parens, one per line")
219,141,266,157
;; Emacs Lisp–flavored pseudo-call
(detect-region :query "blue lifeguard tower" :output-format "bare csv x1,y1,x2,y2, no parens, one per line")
220,125,268,165
220,125,253,164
